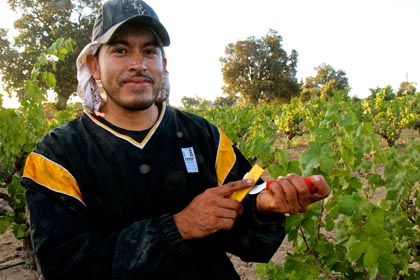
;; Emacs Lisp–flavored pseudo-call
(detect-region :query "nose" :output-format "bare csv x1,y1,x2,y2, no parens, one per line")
129,53,147,72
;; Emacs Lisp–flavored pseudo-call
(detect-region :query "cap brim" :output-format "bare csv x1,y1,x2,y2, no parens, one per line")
95,15,170,46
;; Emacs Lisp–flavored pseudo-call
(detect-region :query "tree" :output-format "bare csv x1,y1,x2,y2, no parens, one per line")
181,95,212,109
369,85,396,100
302,63,349,100
0,0,100,110
213,96,236,108
219,29,299,105
397,81,417,96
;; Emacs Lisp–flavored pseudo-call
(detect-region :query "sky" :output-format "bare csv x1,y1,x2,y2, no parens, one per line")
1,0,419,108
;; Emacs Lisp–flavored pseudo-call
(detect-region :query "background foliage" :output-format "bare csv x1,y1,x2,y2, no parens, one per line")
0,38,74,243
0,2,419,277
1,38,419,278
192,92,420,279
0,0,100,109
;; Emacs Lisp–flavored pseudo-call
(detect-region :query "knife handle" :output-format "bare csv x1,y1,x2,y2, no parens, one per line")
303,177,317,192
231,164,265,202
266,177,316,192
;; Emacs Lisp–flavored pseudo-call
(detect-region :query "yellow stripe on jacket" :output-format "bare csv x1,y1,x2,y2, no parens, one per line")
23,152,85,205
215,128,236,186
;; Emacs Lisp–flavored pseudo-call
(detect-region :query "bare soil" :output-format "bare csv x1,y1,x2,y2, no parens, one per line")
228,241,292,280
0,230,40,280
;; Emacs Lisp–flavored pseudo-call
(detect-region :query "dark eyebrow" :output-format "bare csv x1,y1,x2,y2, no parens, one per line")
106,38,129,47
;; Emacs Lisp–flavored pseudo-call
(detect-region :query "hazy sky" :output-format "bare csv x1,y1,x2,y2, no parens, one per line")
1,0,419,107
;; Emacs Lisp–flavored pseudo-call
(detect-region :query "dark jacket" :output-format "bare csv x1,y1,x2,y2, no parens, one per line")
22,103,285,279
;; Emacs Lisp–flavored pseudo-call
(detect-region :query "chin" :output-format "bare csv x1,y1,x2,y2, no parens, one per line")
124,99,156,111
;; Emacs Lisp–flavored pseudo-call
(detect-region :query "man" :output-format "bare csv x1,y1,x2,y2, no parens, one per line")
22,0,329,279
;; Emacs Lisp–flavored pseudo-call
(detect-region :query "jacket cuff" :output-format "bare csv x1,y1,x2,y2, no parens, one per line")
155,214,191,258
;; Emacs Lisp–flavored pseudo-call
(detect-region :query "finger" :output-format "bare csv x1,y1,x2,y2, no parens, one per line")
204,204,242,231
214,195,244,212
276,176,302,212
309,175,330,198
260,181,287,210
285,174,310,192
272,177,316,192
215,217,236,231
288,174,313,207
217,179,255,197
214,206,242,219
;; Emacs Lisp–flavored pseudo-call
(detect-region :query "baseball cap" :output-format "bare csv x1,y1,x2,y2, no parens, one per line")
91,0,170,46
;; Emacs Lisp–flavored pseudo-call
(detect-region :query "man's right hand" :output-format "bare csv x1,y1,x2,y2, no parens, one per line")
173,179,254,239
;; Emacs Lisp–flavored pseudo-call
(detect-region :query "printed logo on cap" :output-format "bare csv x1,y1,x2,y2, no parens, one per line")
124,0,146,14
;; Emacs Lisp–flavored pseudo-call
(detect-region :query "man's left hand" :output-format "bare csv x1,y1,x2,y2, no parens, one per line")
256,174,329,214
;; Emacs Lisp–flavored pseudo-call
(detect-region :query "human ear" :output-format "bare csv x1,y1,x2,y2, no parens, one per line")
86,55,100,80
162,57,167,72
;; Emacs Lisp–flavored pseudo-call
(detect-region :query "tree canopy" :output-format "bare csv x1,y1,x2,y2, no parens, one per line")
302,63,349,100
397,81,416,96
0,0,100,109
181,95,212,110
369,85,396,101
219,29,300,106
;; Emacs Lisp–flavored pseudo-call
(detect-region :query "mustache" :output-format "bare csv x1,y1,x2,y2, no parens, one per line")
122,72,154,83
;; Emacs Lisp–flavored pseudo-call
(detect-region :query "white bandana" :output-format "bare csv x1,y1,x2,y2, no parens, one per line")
76,42,103,113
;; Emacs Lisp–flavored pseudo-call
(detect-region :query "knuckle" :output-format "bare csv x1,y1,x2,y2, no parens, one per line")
225,219,235,229
207,216,218,227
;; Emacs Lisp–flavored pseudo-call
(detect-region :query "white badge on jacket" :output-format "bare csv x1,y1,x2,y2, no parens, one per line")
181,147,199,173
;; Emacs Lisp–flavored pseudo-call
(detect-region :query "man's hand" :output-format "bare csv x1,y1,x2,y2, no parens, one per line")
173,179,253,240
256,174,329,214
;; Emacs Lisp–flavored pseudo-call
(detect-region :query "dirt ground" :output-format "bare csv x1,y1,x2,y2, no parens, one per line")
229,242,292,280
0,229,292,280
0,230,39,280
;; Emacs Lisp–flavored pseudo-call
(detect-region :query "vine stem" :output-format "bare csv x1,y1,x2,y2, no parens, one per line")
317,199,325,240
299,226,335,279
0,192,12,204
299,226,309,251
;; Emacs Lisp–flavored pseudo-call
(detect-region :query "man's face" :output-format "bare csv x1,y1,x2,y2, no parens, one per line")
88,23,167,111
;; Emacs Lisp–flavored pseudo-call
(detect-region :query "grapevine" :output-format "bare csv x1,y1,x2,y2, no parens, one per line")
191,91,420,279
0,39,419,278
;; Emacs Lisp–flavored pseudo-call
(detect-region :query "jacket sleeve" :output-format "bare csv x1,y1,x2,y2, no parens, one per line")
23,179,192,280
226,194,286,262
220,146,286,263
